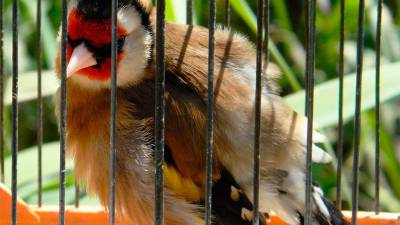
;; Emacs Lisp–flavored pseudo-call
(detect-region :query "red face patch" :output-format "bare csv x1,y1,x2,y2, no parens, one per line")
68,9,127,47
76,54,125,81
67,9,127,81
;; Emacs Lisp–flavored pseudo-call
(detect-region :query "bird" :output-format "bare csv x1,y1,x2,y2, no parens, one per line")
54,0,350,225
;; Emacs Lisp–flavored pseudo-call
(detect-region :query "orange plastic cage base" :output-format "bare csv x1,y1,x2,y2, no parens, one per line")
1,184,399,225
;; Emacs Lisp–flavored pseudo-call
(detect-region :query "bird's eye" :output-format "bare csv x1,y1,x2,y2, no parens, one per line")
92,36,126,64
116,36,126,52
67,35,83,48
67,34,126,66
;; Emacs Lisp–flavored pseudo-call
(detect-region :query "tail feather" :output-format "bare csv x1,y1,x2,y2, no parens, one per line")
319,196,350,225
262,182,349,225
212,169,267,225
305,185,350,225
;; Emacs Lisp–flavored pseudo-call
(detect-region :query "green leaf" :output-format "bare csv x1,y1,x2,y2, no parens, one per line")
25,184,79,206
229,0,257,31
367,3,400,61
3,142,74,189
165,0,176,22
229,0,302,91
166,0,186,24
20,0,57,67
363,112,400,204
5,70,59,105
3,141,102,206
270,0,292,31
284,62,400,128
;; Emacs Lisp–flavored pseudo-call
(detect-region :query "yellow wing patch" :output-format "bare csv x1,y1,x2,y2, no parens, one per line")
164,164,204,202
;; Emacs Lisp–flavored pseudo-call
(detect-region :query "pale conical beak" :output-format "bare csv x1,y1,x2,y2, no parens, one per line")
67,43,97,78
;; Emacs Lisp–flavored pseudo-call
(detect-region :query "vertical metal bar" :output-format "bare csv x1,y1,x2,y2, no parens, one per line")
59,0,68,224
205,0,215,224
0,0,4,184
336,0,345,211
186,0,193,25
304,0,316,224
263,0,270,61
253,0,264,225
109,0,118,224
224,0,230,27
11,0,19,224
155,0,166,224
374,0,382,215
36,0,43,208
260,4,271,224
75,184,80,208
352,0,365,224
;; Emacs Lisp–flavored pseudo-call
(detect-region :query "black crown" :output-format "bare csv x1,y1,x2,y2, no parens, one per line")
77,0,131,20
76,0,152,35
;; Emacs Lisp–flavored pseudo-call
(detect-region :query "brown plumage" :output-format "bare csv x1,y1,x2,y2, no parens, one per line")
54,1,349,225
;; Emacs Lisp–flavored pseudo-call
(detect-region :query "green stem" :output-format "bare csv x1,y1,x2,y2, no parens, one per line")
271,0,292,31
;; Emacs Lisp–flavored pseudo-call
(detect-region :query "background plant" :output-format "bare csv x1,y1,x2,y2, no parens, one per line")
1,0,399,211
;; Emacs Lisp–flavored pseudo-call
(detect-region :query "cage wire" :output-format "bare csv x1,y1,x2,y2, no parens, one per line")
0,0,386,225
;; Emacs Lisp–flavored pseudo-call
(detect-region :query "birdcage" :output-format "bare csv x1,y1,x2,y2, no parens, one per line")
0,0,399,225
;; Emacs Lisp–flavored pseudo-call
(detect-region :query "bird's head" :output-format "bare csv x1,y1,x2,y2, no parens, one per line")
58,0,153,89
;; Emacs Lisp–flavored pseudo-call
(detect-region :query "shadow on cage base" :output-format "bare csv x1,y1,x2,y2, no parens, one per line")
0,184,399,225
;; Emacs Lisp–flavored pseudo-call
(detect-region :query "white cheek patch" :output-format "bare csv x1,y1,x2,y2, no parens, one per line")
118,6,142,33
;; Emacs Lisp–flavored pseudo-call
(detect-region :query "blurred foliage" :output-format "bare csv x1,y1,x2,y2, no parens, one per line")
1,0,400,212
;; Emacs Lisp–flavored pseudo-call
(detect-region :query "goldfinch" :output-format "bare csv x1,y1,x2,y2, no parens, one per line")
54,0,349,225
